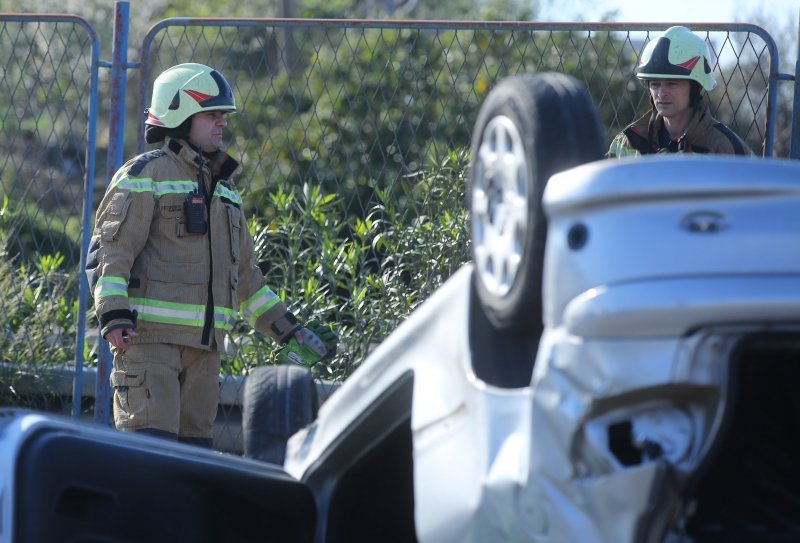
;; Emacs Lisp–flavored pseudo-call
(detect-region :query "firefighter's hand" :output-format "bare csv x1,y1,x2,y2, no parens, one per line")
106,327,138,351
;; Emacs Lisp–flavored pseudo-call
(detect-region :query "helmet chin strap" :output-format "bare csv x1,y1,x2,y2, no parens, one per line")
689,81,704,108
144,116,192,144
144,123,168,144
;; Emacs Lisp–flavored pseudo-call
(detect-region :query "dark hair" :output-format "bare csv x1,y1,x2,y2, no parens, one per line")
689,81,703,108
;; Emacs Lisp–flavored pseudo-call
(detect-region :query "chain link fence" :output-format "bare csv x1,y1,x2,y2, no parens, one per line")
0,14,99,417
138,20,788,450
139,21,784,201
0,12,795,451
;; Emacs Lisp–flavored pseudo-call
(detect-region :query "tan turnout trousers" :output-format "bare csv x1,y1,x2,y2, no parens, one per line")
110,343,220,439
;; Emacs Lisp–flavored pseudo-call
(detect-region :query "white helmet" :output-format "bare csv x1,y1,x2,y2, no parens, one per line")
145,63,236,129
636,26,717,91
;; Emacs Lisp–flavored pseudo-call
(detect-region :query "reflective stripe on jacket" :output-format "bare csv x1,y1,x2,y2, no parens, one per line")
87,137,293,350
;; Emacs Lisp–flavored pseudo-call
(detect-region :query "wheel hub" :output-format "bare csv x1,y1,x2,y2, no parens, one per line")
472,115,528,298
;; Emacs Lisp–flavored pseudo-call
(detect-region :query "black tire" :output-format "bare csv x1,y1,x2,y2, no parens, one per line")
469,72,605,336
242,365,319,465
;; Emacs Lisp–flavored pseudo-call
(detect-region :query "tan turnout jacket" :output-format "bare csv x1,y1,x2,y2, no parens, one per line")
607,97,753,158
87,137,296,350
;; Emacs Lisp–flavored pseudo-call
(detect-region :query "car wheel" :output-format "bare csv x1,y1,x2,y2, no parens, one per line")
469,72,605,336
242,364,319,465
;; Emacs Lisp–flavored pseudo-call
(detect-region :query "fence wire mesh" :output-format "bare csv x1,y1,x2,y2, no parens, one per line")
0,14,791,453
0,15,97,416
140,22,781,206
137,20,785,452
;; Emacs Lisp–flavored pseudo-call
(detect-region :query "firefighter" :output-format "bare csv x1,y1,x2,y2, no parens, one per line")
607,26,752,157
86,63,336,448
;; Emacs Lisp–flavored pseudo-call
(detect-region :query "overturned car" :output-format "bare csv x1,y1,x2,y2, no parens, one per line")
3,73,800,543
283,74,800,542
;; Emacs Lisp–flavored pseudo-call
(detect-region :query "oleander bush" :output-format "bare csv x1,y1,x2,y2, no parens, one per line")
0,196,79,408
226,148,470,381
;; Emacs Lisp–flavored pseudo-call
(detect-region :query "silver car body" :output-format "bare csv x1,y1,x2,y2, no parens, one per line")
286,156,800,542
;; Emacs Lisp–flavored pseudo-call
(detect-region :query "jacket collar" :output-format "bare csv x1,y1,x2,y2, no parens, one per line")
164,136,240,181
631,97,715,151
681,98,714,142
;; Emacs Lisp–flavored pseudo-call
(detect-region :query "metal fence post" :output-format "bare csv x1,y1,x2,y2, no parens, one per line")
72,23,102,420
791,10,800,160
94,0,131,425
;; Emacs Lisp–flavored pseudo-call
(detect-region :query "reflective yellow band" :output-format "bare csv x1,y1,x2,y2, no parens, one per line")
129,297,236,330
97,276,128,299
240,285,281,326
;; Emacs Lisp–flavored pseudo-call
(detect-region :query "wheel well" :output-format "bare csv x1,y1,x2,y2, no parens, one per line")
304,371,417,543
468,273,539,388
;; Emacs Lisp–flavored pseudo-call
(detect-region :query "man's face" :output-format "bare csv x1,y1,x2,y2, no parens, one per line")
648,79,692,119
188,111,228,152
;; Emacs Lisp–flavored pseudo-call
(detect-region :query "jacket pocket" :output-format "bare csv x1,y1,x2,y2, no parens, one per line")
144,263,209,309
110,369,147,425
226,204,241,264
147,262,209,284
100,192,132,242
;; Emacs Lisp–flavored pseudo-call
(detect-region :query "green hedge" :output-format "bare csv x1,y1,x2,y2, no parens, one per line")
0,149,470,407
225,148,470,380
0,196,80,406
